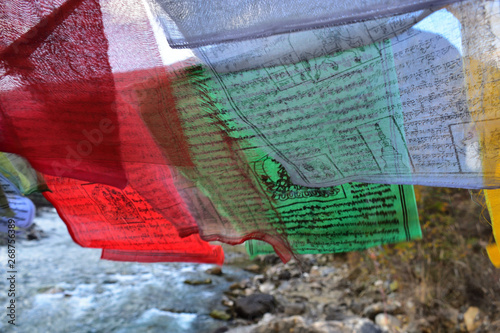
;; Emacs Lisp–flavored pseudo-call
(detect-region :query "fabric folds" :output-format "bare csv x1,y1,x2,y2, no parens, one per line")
43,170,224,264
196,16,488,189
0,0,127,188
140,62,421,261
450,0,500,266
147,0,461,48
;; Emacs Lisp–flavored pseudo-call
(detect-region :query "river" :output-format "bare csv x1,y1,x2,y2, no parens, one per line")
0,208,253,333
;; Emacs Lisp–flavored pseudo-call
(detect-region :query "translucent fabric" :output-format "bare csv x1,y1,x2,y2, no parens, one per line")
0,154,42,225
0,0,127,188
244,180,420,257
194,8,497,190
154,63,296,262
139,62,421,261
449,1,500,266
100,248,223,263
0,0,218,263
0,0,192,189
43,169,224,265
146,0,461,48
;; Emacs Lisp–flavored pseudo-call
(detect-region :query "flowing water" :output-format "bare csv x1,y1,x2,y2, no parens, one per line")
0,208,253,333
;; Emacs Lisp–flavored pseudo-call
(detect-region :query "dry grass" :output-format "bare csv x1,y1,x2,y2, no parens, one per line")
346,186,500,332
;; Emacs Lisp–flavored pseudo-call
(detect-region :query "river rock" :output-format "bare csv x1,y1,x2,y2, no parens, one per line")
362,301,402,319
339,317,382,333
278,269,292,280
310,320,353,333
26,223,48,240
250,315,310,333
234,294,276,319
310,318,382,333
464,306,482,332
310,266,321,277
244,264,261,273
439,305,460,327
230,282,245,290
222,296,234,307
350,297,373,315
375,313,401,331
184,278,212,285
206,267,223,276
252,274,266,284
324,304,350,321
284,302,307,316
225,290,244,298
38,286,64,294
258,282,275,293
210,310,232,321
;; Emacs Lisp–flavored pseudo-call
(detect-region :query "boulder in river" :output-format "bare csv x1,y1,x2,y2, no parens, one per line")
210,310,231,321
206,267,223,276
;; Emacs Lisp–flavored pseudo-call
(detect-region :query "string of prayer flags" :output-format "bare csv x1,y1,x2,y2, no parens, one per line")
1,0,500,266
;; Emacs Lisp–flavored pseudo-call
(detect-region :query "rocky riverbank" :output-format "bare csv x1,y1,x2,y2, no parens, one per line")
208,252,498,333
207,255,400,333
207,187,500,333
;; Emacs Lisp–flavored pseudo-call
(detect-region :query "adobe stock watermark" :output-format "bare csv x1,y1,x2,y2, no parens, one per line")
50,118,115,177
6,219,16,326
